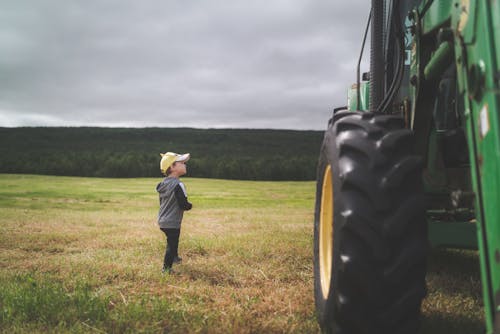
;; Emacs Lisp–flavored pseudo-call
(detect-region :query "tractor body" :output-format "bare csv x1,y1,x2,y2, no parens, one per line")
314,0,500,332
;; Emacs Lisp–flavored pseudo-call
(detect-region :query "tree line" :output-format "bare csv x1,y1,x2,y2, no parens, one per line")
0,127,324,181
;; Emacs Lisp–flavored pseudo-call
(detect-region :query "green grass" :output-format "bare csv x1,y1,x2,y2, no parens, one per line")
0,174,484,333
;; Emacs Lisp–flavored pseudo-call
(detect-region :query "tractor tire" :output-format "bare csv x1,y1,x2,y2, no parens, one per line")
313,111,427,334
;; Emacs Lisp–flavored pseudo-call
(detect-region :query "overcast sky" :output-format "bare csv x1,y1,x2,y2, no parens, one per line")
0,0,370,130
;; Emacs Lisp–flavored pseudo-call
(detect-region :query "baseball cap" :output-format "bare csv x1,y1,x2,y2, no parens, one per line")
160,152,190,174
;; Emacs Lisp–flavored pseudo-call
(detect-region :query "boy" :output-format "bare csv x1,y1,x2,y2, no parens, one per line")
157,152,192,274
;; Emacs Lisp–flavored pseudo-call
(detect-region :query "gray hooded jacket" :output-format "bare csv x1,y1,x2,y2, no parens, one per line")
156,177,192,229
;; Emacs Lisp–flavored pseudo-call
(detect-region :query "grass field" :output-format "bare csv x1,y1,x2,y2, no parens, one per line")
0,174,484,333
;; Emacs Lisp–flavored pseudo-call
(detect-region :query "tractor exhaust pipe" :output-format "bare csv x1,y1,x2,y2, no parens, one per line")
370,0,385,113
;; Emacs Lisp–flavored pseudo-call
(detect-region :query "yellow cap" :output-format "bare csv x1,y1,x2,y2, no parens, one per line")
160,152,190,174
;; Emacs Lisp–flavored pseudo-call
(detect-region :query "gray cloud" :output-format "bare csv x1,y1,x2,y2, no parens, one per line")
0,0,369,130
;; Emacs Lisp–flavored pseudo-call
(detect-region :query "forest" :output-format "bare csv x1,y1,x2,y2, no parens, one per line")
0,127,324,181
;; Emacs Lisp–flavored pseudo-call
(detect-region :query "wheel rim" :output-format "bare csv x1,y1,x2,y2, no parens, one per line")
319,164,333,299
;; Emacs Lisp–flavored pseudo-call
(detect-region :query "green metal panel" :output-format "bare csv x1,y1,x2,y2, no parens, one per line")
409,0,500,331
452,0,500,332
428,221,478,249
491,0,500,74
420,0,454,34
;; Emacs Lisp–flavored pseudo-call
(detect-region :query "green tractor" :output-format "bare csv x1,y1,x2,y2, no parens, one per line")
313,0,500,333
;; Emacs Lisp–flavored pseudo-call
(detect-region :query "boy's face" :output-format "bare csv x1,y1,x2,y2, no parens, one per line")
170,161,187,176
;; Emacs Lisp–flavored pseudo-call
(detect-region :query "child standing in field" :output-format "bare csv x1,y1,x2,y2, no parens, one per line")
157,152,192,274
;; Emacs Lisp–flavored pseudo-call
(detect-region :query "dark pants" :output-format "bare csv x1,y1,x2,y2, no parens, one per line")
160,228,180,269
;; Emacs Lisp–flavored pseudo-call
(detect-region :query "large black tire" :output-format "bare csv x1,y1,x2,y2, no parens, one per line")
313,112,427,334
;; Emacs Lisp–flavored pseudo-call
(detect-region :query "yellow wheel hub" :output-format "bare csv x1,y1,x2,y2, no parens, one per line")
319,164,334,299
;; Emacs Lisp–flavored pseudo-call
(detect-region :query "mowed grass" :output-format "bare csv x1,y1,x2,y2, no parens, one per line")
0,174,317,333
0,174,484,333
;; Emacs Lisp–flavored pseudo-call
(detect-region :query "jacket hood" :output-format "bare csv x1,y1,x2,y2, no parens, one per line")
156,177,180,193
